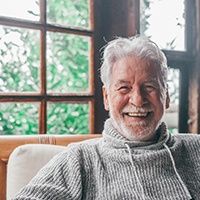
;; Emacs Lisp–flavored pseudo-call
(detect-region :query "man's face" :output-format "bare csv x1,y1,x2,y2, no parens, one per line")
103,56,170,141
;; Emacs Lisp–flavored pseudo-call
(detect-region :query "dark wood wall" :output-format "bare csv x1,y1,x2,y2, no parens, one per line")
188,0,200,133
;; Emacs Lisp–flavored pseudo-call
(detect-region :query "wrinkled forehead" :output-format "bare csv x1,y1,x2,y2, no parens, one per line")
110,56,166,87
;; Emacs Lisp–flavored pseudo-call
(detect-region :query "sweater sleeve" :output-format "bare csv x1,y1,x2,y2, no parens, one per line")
11,147,83,200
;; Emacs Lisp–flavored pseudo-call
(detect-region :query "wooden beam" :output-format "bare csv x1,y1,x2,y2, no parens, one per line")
188,0,200,133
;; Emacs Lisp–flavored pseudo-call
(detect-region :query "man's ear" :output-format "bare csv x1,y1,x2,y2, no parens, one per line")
102,86,110,111
165,88,170,109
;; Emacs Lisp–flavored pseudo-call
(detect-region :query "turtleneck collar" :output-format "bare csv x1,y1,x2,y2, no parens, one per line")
102,118,171,150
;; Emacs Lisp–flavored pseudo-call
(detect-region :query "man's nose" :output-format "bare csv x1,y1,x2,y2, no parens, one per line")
129,88,147,107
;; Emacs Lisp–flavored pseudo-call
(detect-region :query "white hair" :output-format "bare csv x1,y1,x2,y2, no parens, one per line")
100,35,168,89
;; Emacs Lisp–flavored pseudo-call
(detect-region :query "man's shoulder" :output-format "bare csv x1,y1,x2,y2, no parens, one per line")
173,133,200,140
68,137,102,148
65,137,103,154
57,138,102,164
172,133,200,146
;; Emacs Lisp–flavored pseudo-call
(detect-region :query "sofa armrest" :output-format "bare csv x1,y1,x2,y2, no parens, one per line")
7,144,66,199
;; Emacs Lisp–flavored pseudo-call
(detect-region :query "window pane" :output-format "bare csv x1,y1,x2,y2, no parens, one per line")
47,0,90,29
47,33,90,93
47,103,89,134
140,0,185,51
0,25,40,93
0,0,40,21
0,103,39,135
164,68,180,133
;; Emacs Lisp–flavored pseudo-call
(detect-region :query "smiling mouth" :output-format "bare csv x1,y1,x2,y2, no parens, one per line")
124,112,151,117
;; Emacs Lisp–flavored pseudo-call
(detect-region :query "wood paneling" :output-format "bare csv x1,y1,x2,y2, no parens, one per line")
188,0,200,133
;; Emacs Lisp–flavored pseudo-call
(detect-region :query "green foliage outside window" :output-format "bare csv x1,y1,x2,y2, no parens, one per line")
0,103,38,135
47,0,89,28
0,0,90,135
47,103,89,135
47,33,90,93
0,26,40,92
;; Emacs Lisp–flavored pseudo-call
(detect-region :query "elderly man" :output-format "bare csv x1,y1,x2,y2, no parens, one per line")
12,36,199,200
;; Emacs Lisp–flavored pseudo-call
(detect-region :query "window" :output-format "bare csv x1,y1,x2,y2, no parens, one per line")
0,0,94,135
164,68,180,133
140,0,185,51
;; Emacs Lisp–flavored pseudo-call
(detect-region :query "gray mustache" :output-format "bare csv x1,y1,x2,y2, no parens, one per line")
121,105,154,113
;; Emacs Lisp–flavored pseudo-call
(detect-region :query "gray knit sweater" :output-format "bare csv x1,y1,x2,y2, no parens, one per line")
12,119,200,200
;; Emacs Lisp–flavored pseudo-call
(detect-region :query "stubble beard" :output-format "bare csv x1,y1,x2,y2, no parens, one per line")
110,110,163,141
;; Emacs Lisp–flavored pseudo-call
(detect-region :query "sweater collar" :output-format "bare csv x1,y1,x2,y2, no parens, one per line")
102,118,171,150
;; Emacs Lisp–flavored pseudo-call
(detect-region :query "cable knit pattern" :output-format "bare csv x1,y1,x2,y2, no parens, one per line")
12,119,200,200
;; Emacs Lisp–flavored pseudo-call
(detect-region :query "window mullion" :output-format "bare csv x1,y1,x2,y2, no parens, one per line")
39,0,47,134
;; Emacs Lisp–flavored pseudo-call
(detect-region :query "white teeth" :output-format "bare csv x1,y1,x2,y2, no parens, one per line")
127,112,148,117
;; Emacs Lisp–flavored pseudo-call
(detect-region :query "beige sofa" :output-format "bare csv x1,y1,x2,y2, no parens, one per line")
0,134,101,200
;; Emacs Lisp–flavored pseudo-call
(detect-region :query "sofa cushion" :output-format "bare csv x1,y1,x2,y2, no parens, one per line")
7,144,66,199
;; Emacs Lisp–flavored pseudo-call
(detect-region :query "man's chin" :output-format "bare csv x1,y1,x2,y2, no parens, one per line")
118,121,158,141
122,129,151,141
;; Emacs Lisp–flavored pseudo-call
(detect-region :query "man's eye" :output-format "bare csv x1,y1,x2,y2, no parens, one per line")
143,85,156,92
118,86,131,93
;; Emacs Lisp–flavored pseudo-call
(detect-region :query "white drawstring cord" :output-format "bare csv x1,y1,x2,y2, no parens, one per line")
163,143,192,199
125,143,146,200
